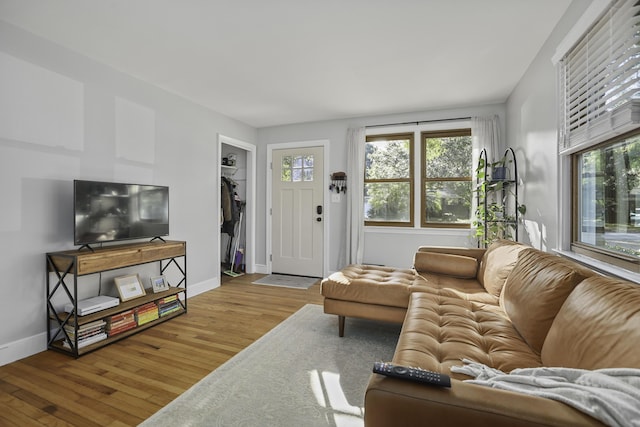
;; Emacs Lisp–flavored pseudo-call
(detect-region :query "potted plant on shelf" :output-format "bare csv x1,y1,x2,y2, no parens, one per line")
473,155,526,247
490,153,513,181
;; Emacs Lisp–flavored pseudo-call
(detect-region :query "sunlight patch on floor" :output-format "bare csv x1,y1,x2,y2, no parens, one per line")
309,369,365,426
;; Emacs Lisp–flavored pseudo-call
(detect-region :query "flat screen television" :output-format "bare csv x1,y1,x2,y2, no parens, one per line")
74,180,169,246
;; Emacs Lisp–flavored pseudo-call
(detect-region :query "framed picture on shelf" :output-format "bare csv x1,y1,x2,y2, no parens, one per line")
150,275,170,293
115,274,146,302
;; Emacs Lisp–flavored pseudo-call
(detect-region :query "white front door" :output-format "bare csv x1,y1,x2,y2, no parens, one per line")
272,147,324,277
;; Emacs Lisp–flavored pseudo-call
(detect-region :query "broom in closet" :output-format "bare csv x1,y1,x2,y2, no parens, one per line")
223,209,244,277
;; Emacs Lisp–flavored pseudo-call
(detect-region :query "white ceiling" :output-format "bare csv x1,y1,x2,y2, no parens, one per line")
0,0,577,128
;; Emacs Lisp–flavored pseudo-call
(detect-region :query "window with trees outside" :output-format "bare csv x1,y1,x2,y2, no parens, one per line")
364,129,473,228
558,0,640,273
573,131,640,271
422,130,472,228
364,133,414,226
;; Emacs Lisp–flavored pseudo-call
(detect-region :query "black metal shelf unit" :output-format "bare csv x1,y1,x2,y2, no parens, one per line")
46,240,187,357
476,148,519,248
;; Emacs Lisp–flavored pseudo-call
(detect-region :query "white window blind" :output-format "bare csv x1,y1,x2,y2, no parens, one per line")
559,0,640,154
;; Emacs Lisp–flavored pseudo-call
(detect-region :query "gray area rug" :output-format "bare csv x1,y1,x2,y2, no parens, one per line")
140,304,401,427
252,274,320,289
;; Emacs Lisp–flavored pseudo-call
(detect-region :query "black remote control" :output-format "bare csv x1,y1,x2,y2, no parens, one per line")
373,361,451,387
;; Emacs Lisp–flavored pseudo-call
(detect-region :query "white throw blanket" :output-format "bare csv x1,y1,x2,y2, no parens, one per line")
450,359,640,427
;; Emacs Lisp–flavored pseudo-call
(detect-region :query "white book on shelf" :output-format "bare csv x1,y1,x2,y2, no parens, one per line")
63,332,108,350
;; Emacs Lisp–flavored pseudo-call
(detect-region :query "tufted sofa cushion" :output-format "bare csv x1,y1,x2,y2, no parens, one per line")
501,249,595,354
477,240,528,296
392,291,542,379
321,264,415,308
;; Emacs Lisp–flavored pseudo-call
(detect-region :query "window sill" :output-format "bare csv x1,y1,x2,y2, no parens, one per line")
364,226,472,236
554,249,640,285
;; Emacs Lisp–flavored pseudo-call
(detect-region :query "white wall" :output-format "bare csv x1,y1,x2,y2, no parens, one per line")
257,104,505,272
0,20,256,365
506,0,592,251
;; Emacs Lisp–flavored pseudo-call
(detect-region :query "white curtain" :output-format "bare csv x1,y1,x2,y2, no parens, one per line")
345,127,366,266
472,115,501,162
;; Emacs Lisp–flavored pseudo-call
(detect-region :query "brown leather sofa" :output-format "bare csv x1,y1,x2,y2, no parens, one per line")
321,240,640,426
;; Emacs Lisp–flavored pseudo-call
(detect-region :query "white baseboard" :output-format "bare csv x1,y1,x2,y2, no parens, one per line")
0,333,47,367
254,264,269,274
0,277,221,367
188,277,220,297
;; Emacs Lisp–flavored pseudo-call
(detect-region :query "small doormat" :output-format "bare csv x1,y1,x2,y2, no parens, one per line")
252,274,319,289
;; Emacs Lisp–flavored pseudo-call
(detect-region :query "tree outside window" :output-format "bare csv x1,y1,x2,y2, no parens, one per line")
574,131,640,265
364,133,413,226
422,130,472,228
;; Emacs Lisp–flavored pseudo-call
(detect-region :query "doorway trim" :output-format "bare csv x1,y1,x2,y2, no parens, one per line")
217,134,257,275
267,139,330,277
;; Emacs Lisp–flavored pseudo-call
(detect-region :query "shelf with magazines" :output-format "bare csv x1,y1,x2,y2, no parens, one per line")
46,240,187,357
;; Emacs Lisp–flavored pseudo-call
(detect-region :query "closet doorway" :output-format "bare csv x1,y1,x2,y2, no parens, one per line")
218,134,256,278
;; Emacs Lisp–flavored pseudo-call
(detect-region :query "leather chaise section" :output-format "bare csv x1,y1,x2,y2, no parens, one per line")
321,264,416,308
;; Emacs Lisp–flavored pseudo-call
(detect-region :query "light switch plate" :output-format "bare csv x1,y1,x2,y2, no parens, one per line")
331,193,340,203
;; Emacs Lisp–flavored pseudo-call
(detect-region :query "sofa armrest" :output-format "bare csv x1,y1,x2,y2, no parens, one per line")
365,375,605,427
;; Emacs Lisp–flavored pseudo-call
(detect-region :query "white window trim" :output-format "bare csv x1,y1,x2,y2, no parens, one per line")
552,0,613,66
365,225,472,238
555,249,640,283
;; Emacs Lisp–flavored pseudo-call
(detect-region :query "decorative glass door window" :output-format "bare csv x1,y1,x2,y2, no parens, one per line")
282,155,314,182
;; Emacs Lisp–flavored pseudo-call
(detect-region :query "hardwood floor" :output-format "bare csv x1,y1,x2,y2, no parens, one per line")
0,274,324,426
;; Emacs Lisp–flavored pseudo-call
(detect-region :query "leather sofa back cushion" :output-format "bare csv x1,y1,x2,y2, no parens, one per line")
477,240,528,296
413,252,477,278
501,249,594,353
542,276,640,369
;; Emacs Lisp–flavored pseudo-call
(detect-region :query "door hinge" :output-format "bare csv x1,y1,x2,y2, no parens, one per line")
270,254,272,261
270,208,272,215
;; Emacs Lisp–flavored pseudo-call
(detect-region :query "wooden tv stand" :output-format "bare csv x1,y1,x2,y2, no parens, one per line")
46,240,187,357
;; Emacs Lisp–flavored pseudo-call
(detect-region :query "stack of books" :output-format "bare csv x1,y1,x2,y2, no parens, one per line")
157,295,181,317
106,309,137,337
63,320,107,349
135,302,159,326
